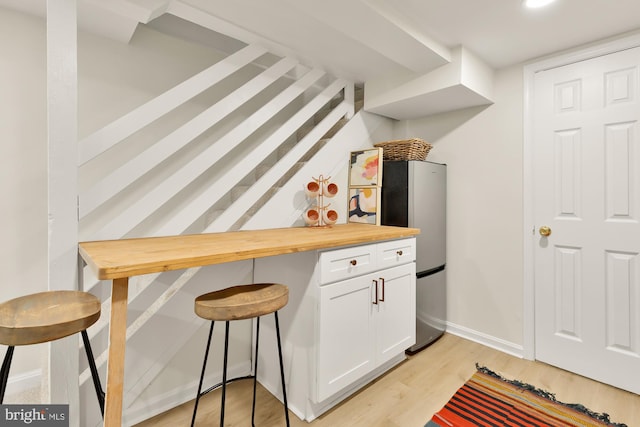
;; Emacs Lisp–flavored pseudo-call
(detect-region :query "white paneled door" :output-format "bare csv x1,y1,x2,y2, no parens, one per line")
533,46,640,394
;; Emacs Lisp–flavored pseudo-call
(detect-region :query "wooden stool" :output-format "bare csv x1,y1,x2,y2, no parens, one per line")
191,283,290,427
0,290,105,415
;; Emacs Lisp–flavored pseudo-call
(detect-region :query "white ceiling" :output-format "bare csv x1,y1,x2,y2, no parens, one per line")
4,0,640,83
391,0,640,70
160,0,640,82
3,0,640,117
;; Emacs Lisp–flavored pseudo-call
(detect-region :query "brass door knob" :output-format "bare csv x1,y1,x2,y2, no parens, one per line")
539,226,552,237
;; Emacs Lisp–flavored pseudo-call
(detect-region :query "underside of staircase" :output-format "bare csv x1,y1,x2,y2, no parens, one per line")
75,27,381,425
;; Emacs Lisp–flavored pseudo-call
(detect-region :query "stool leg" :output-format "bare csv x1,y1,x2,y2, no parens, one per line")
81,330,105,417
0,346,15,404
251,317,260,426
191,321,215,427
220,321,230,427
274,312,290,427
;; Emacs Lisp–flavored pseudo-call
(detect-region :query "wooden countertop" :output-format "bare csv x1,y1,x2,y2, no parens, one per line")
79,224,419,280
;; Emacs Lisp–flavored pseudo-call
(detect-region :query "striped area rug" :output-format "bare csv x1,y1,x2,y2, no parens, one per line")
426,365,628,427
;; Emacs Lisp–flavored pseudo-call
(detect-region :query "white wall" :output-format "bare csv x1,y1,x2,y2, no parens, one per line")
400,65,524,350
78,21,224,140
0,6,49,390
0,5,238,405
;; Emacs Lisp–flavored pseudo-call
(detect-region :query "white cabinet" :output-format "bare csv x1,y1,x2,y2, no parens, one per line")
317,272,376,400
254,237,416,421
317,262,415,401
373,263,416,365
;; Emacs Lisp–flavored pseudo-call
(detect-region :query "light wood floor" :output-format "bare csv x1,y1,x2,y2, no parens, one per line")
134,333,640,426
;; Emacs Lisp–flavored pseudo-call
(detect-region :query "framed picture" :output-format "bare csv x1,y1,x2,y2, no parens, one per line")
349,148,383,187
348,187,381,225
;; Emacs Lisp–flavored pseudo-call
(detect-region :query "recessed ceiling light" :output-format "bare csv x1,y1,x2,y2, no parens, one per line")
524,0,556,8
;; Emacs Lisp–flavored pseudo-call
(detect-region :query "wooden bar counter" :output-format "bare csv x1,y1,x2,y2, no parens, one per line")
79,224,419,427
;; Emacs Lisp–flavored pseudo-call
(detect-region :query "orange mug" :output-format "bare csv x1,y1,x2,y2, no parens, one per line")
323,182,338,198
305,181,320,198
323,209,338,225
304,209,320,226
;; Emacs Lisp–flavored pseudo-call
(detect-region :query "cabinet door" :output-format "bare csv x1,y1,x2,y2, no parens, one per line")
317,273,376,401
374,262,416,365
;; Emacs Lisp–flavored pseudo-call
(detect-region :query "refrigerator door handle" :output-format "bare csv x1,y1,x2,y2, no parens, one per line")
417,264,446,279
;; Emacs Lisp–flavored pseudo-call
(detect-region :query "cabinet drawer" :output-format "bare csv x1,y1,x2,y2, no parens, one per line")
377,238,416,270
318,243,376,285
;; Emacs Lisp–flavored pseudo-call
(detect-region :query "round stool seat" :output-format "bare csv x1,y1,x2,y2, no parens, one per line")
0,290,101,346
195,283,288,321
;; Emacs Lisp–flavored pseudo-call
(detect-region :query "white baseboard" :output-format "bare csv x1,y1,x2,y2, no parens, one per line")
3,369,42,403
445,322,524,359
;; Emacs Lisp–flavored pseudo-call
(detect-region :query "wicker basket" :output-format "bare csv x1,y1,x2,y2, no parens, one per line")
374,138,432,161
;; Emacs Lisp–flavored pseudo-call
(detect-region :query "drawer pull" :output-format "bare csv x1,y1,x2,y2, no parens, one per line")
350,259,357,266
397,250,403,256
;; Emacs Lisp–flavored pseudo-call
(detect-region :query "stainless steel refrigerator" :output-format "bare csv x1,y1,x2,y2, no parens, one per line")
381,160,446,354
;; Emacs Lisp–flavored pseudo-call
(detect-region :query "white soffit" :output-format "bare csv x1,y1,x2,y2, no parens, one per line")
364,47,494,120
365,85,492,120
